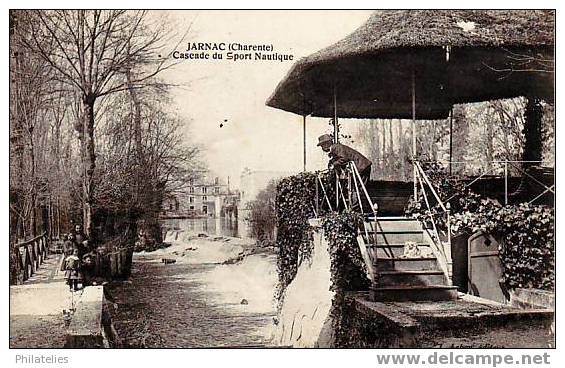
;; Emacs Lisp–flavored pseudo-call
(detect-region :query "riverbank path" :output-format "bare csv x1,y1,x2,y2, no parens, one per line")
9,253,74,348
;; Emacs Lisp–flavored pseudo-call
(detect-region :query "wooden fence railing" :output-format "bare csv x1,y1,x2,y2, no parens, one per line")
90,246,133,280
10,232,50,285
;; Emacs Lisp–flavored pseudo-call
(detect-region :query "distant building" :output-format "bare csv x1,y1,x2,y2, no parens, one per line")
161,176,239,219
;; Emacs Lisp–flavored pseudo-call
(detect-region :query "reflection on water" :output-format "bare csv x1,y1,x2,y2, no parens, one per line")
161,217,249,238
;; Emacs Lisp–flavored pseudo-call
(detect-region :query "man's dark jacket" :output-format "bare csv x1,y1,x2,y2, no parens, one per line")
329,143,372,172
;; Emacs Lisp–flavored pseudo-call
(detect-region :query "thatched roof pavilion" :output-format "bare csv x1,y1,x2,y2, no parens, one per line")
267,10,554,119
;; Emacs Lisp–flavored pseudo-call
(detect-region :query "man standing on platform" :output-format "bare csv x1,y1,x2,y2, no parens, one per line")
317,134,372,184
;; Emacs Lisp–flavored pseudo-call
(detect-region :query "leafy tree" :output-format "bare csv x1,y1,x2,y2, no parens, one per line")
246,181,277,246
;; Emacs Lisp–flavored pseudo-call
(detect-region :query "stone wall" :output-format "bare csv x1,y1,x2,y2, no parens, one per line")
334,292,554,348
273,222,335,347
66,286,117,348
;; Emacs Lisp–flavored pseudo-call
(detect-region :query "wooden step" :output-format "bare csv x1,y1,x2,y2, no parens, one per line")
364,230,424,243
364,243,431,258
375,257,439,272
365,230,423,234
365,219,423,232
377,270,447,287
370,285,458,302
371,216,418,221
364,215,418,222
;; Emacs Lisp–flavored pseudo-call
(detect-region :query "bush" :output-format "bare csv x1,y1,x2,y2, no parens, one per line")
246,181,277,246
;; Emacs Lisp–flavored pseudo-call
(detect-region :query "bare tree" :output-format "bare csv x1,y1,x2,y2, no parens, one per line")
10,11,56,240
22,10,176,238
93,90,203,246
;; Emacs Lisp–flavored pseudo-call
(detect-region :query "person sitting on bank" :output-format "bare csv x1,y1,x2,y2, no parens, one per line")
317,134,372,184
81,250,96,287
73,224,90,259
73,224,87,245
64,248,83,292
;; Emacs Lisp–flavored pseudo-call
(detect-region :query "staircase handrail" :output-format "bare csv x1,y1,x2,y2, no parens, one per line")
316,171,334,213
348,162,377,218
414,161,447,212
414,161,452,281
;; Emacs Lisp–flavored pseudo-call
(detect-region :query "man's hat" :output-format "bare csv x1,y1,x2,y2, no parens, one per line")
317,134,333,146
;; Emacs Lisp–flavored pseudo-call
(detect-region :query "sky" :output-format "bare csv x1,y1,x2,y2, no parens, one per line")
155,10,374,187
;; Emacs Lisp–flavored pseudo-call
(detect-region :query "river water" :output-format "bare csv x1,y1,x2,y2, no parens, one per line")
108,219,278,348
161,217,249,239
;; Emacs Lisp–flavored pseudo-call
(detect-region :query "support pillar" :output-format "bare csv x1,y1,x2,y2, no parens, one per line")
411,69,417,200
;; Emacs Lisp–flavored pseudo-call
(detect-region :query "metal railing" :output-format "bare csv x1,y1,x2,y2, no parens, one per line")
314,162,393,273
414,161,452,279
411,159,554,282
314,169,333,217
438,160,554,206
313,163,377,218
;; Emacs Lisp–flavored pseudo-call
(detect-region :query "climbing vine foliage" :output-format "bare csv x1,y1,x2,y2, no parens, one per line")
408,161,555,291
275,172,318,300
275,171,369,302
452,202,554,291
321,211,370,291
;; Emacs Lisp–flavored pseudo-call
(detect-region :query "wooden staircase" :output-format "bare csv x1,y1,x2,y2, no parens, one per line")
358,217,458,302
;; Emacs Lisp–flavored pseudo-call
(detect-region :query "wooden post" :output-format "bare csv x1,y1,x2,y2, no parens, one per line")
34,240,40,270
446,202,453,283
333,86,339,209
412,68,418,200
333,86,339,144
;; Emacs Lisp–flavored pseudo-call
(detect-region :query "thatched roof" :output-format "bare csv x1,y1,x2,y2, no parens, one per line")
267,10,554,119
308,10,554,62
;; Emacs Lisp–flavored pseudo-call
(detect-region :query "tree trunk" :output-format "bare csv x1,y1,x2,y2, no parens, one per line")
494,105,512,160
522,97,543,168
56,197,61,239
451,106,468,175
126,68,163,245
388,120,394,155
381,121,387,179
485,118,494,171
509,97,543,201
29,133,37,237
372,121,381,179
126,68,145,209
83,95,96,240
431,120,438,161
397,119,407,181
126,70,144,162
